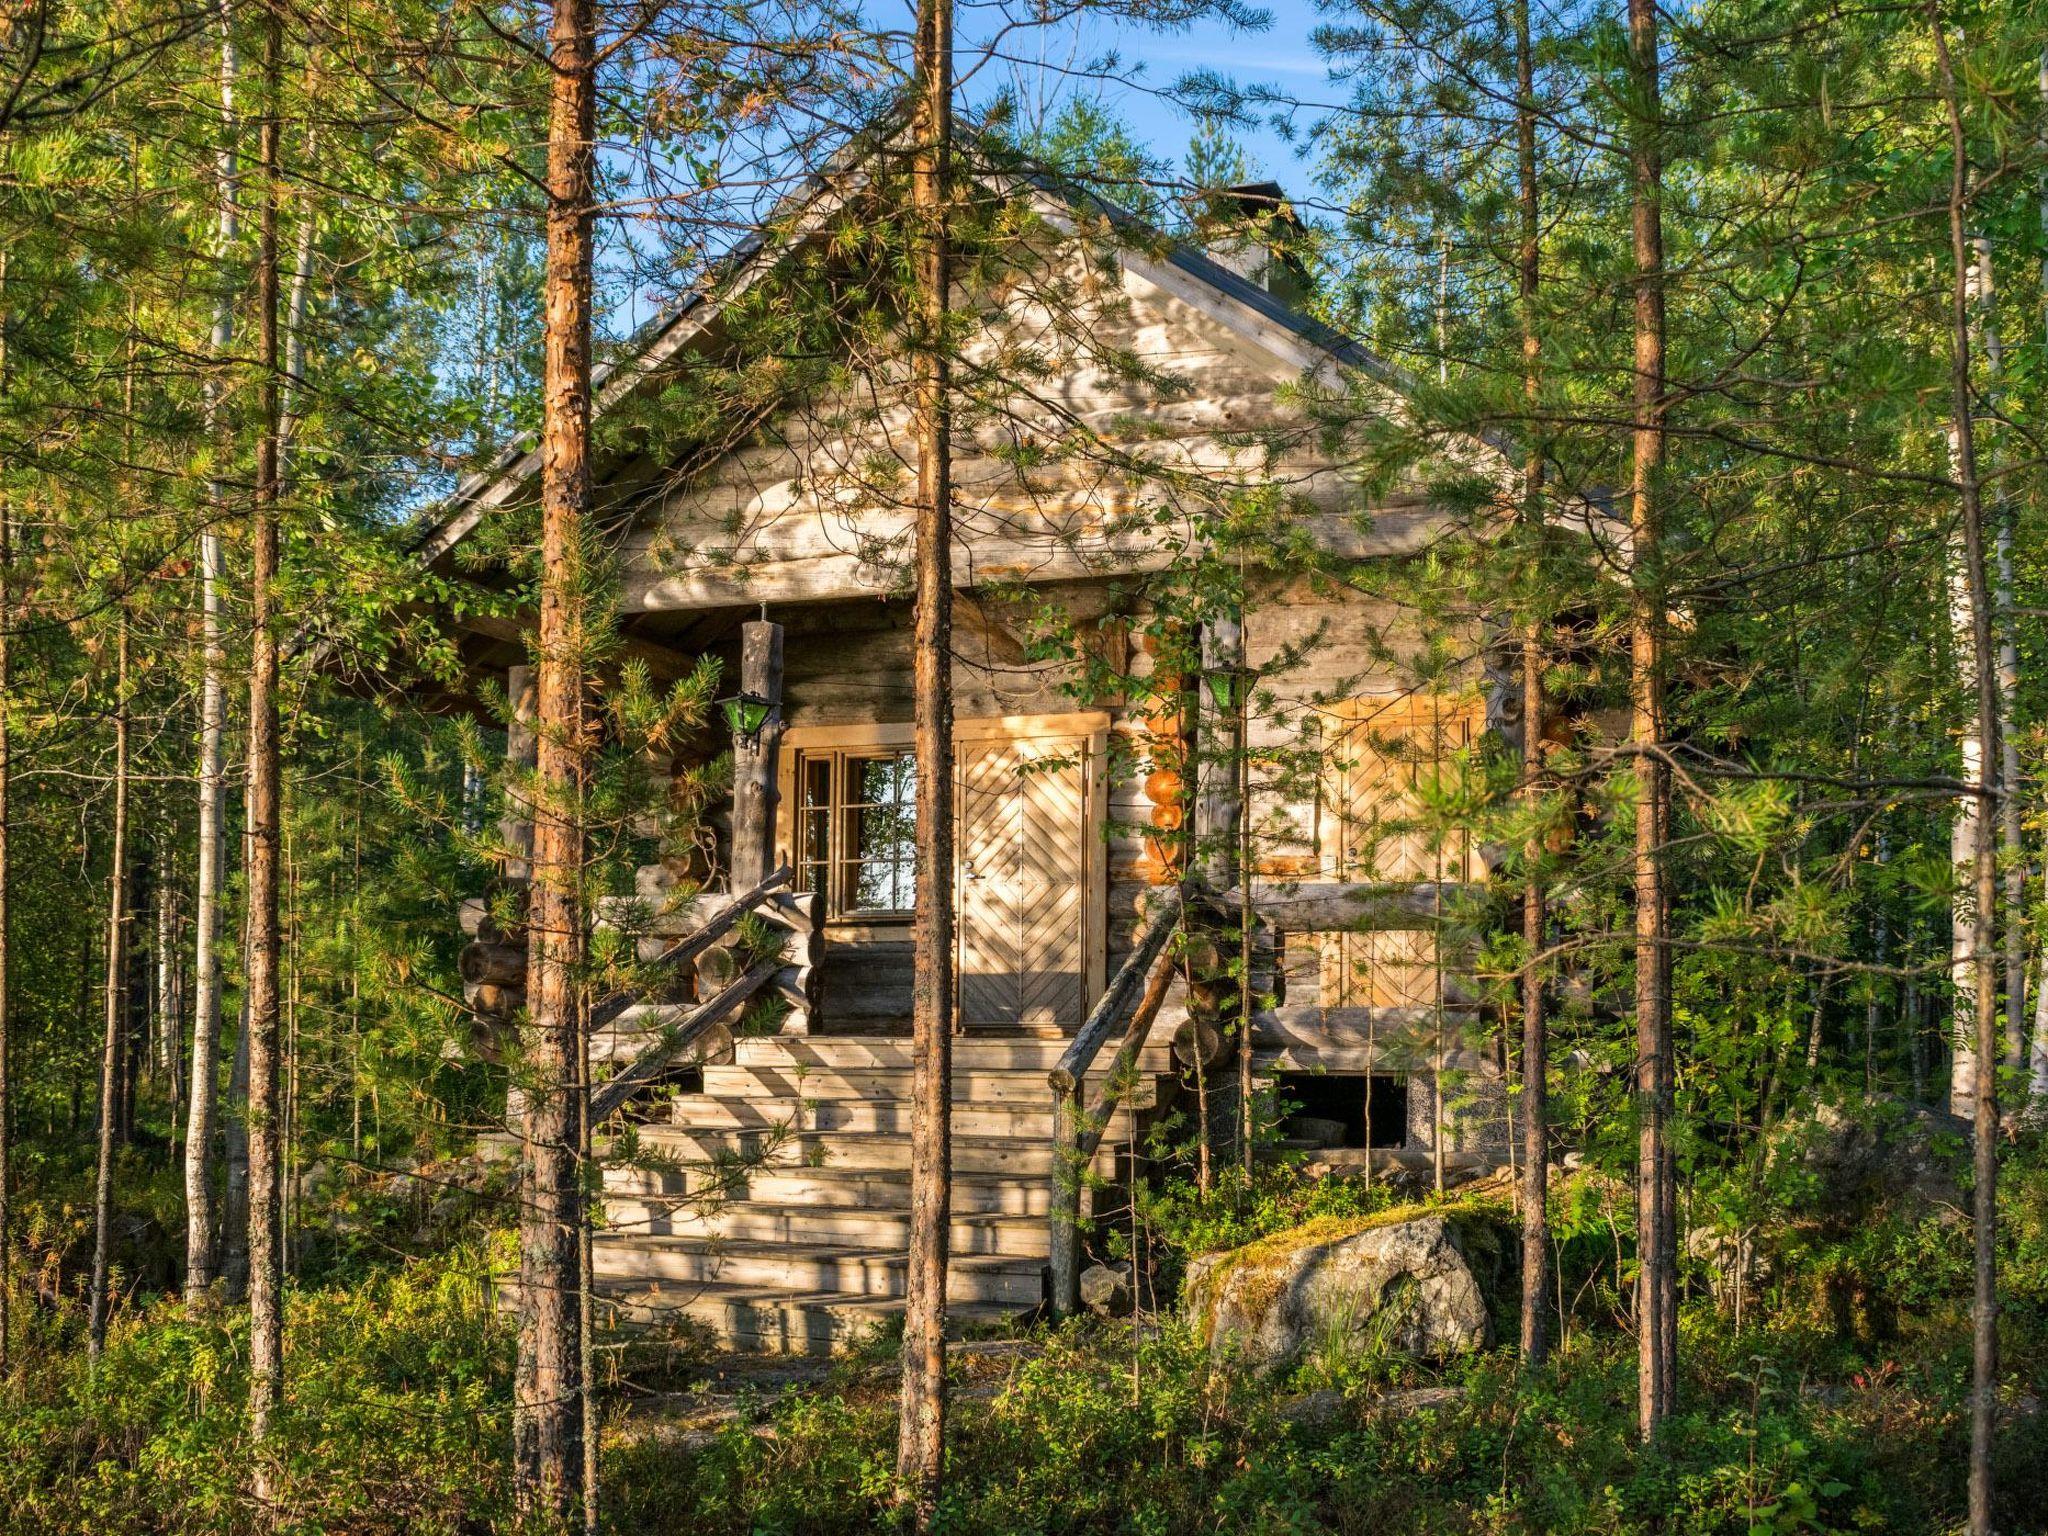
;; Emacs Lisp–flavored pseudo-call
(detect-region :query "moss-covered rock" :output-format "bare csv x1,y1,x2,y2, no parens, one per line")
1182,1206,1491,1372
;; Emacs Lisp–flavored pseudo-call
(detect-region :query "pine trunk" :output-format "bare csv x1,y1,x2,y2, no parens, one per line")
513,0,596,1514
897,0,956,1517
0,250,13,1377
1513,0,1548,1369
222,994,249,1300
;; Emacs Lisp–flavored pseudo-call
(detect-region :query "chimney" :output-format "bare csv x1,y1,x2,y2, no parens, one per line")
1199,182,1309,307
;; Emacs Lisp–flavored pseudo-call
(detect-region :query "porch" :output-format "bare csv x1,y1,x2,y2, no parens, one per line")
455,601,1499,1352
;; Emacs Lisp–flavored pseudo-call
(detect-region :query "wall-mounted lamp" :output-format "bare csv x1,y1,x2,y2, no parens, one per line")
1206,665,1254,714
723,690,775,749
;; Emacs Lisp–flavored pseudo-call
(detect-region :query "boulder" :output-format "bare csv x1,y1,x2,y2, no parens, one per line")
1183,1212,1489,1372
1370,1384,1466,1416
1276,1388,1348,1428
1079,1263,1134,1317
1786,1098,1966,1224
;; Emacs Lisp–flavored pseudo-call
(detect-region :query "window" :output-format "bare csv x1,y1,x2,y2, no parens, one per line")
1278,1072,1409,1149
796,749,918,916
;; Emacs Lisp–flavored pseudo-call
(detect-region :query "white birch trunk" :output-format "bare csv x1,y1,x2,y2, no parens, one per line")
184,0,237,1300
1949,533,1986,1119
2030,892,2048,1100
1977,235,2027,1072
1949,237,2002,1118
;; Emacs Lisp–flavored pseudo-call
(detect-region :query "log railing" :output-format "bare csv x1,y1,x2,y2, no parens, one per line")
1044,875,1478,1313
1213,879,1476,933
588,864,815,1121
1047,884,1182,1317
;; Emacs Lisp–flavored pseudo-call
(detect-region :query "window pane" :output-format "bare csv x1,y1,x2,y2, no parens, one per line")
851,754,914,807
804,758,833,810
850,856,916,913
796,749,920,917
853,800,915,868
800,808,830,866
854,859,896,911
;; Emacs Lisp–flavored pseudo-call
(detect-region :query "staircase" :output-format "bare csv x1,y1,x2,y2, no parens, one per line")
593,1032,1174,1354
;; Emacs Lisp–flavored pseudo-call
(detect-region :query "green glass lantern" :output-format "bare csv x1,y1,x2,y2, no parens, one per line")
723,690,774,747
1207,665,1253,713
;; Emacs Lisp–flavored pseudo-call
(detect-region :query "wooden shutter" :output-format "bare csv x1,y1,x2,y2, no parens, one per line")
1318,693,1483,1008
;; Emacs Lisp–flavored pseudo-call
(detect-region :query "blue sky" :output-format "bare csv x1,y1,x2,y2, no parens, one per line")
967,0,1336,191
605,0,1341,336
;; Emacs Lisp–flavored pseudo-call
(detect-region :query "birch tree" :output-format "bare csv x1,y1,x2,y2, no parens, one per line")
86,611,129,1360
185,0,237,1305
1930,20,2002,1531
1626,0,1676,1440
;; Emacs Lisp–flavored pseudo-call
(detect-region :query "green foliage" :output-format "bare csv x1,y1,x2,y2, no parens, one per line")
0,1249,512,1536
1144,1160,1407,1262
607,1310,2048,1535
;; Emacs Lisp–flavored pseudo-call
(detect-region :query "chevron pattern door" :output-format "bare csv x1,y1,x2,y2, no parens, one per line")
956,730,1099,1032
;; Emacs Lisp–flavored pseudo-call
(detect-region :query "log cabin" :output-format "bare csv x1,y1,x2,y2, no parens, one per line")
416,154,1529,1352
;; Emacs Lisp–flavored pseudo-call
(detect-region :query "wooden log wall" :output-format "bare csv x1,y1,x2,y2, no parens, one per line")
609,572,1496,1055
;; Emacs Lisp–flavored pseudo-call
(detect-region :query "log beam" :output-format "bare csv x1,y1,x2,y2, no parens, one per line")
1215,880,1479,933
730,620,784,893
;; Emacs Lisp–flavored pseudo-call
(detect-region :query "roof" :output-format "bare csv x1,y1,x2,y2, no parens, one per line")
408,140,1432,574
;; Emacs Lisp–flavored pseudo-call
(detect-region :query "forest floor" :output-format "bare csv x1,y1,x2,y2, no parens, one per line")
3,1120,2046,1534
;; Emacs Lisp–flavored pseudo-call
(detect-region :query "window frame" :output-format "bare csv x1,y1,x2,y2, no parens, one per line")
793,745,920,920
774,713,1114,943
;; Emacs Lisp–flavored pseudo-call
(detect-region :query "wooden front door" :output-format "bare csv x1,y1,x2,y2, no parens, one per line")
955,722,1106,1032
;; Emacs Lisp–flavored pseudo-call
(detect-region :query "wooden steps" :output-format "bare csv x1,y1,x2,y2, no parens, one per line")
591,1280,1020,1354
630,1126,1117,1178
656,1093,1137,1140
697,1062,1157,1107
605,1198,1051,1257
592,1236,1046,1304
594,1030,1164,1354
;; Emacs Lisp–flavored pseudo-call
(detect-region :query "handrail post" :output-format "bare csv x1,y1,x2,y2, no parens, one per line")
730,620,784,892
1045,887,1183,1319
1049,1084,1083,1317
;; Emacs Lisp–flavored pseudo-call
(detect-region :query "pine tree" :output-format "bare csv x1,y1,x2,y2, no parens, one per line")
513,0,598,1513
897,0,957,1517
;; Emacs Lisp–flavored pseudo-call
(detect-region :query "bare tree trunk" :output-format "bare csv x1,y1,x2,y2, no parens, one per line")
1996,506,2024,1073
577,983,598,1536
223,990,249,1300
897,0,955,1517
1513,0,1548,1369
1965,233,2028,1075
1627,0,1675,1442
186,0,237,1306
2032,873,2048,1098
244,11,285,1504
513,0,596,1515
1238,670,1255,1182
88,614,131,1360
0,249,13,1378
157,874,182,1130
1932,20,2002,1535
